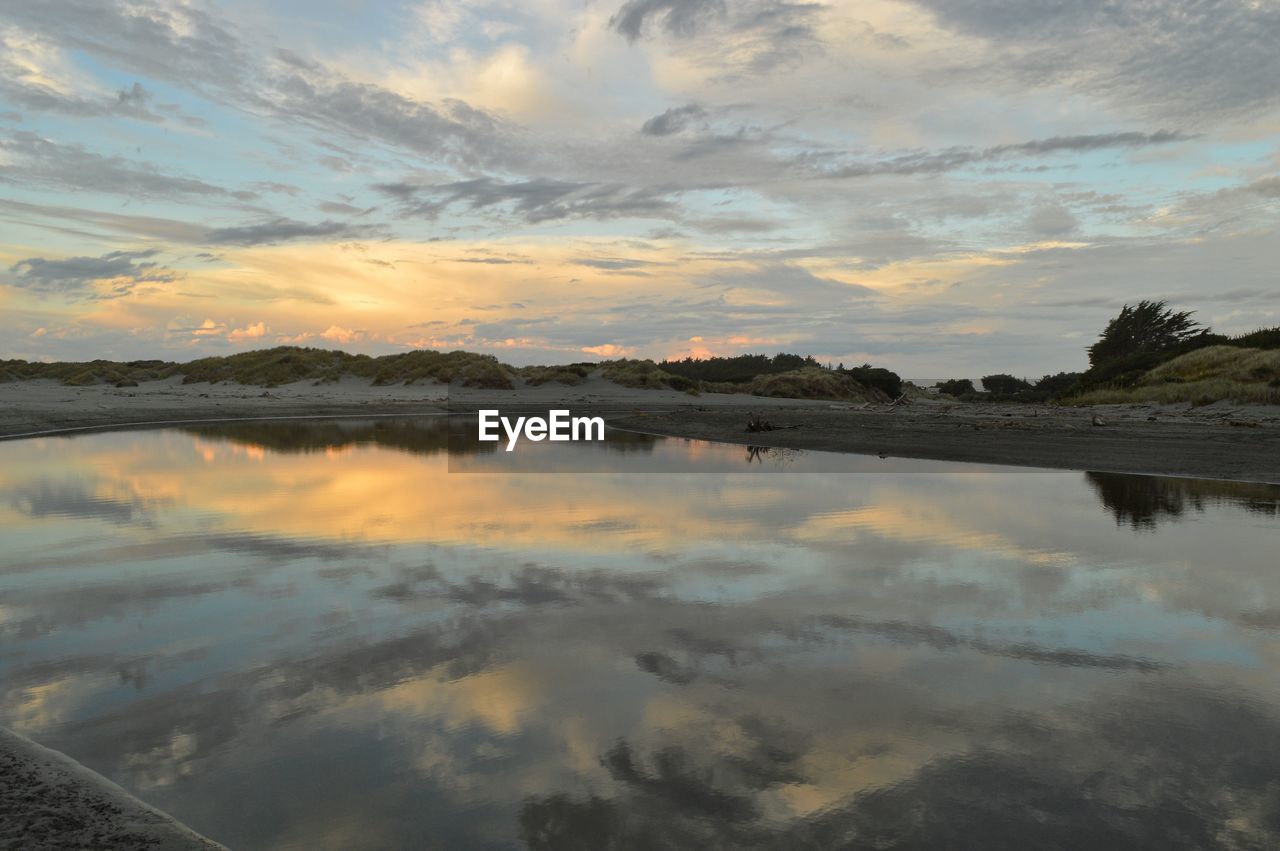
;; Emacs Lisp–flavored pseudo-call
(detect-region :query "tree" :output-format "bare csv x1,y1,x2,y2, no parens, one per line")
1087,300,1204,369
937,378,975,397
981,374,1032,395
1034,372,1083,398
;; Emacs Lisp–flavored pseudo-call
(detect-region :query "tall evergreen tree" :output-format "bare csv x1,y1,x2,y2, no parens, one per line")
1087,300,1204,368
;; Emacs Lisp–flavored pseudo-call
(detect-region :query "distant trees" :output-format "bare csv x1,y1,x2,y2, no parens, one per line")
1033,372,1083,398
937,378,975,397
981,374,1032,395
838,363,903,398
1087,300,1204,369
658,353,902,396
659,352,817,383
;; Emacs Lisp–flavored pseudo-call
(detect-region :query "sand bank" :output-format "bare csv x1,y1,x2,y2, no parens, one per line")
610,399,1280,483
0,727,224,850
2,378,1278,482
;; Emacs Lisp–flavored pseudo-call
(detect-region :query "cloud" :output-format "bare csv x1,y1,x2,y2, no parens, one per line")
204,218,380,246
581,343,635,357
911,0,1280,120
374,177,680,223
641,103,707,136
1027,204,1078,238
0,131,234,198
610,0,727,42
8,249,178,297
612,0,826,76
227,321,268,343
1,2,519,172
1248,177,1280,199
321,325,363,344
819,131,1192,179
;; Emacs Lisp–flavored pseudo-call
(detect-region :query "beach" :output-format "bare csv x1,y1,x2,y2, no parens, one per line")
2,378,1278,483
0,727,224,850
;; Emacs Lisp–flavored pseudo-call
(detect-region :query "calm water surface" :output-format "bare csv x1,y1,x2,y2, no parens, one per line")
2,417,1279,849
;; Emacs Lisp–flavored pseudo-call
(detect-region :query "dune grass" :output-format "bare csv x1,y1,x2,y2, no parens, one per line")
748,367,888,402
599,359,698,393
3,346,909,402
516,364,593,386
1071,346,1280,405
0,347,520,389
0,358,176,387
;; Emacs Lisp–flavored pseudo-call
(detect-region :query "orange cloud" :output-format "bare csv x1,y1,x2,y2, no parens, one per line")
228,321,268,342
580,343,633,357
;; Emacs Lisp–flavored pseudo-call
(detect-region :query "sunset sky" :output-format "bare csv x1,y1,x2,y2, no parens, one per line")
2,0,1278,374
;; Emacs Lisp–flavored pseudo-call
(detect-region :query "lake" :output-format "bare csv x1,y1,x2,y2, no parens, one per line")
2,417,1279,849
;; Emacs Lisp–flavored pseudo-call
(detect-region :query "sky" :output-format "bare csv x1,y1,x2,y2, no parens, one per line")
1,0,1278,375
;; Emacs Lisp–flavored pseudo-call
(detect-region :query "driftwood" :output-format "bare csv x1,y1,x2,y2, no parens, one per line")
745,412,802,433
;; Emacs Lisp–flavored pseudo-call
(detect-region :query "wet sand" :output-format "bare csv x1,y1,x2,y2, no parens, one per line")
0,728,224,850
2,377,1279,482
610,399,1280,483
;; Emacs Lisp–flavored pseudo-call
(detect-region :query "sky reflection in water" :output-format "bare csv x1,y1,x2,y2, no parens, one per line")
2,417,1279,850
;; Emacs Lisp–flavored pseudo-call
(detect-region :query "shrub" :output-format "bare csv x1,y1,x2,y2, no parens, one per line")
981,374,1032,395
842,364,903,398
1034,372,1082,397
937,378,975,397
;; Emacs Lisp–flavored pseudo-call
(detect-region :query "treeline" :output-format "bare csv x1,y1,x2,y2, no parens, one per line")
937,372,1082,402
660,354,903,398
935,301,1280,402
660,353,820,383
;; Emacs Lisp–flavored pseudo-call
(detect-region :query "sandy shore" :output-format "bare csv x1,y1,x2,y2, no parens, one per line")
611,399,1280,483
0,727,224,850
2,377,1279,482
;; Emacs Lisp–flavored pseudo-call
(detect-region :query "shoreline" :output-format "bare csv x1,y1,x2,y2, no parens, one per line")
1,378,1278,483
0,727,224,850
607,404,1280,484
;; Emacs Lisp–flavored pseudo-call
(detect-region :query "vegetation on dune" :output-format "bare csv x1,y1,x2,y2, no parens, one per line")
600,359,698,393
660,353,819,383
658,353,903,399
839,364,902,398
0,346,906,401
0,358,176,387
0,347,520,389
1061,299,1280,405
360,350,514,388
516,364,593,386
10,308,1280,406
981,374,1033,395
1086,300,1206,368
945,297,1280,406
180,348,370,386
749,367,888,402
1072,346,1280,406
937,378,975,397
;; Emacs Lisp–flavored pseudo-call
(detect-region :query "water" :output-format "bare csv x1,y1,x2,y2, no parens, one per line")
2,417,1279,849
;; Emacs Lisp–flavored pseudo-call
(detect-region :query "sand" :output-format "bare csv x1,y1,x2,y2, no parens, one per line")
0,727,224,850
3,377,1279,483
612,398,1280,483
